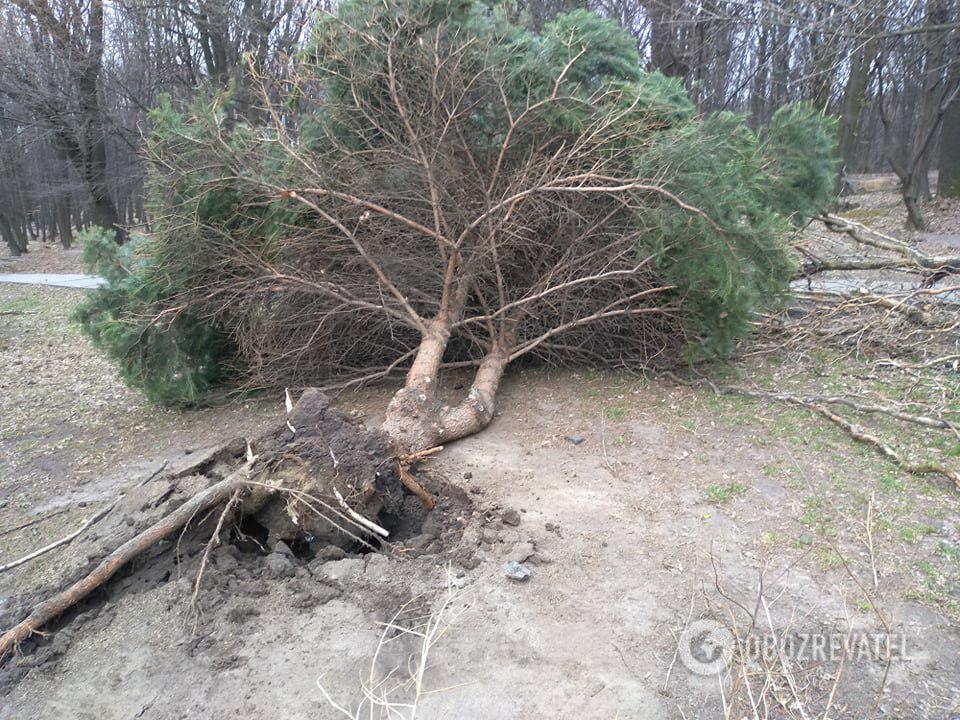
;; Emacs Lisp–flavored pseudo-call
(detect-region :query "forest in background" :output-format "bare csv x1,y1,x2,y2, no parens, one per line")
0,0,959,256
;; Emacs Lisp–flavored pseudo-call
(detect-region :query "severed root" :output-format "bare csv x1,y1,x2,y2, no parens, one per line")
0,466,254,661
397,445,442,510
398,464,436,510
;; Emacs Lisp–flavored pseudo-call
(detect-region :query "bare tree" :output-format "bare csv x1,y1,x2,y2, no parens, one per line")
878,0,959,227
1,0,127,241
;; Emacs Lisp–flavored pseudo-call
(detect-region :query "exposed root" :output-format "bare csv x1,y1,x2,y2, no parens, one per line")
0,463,255,660
398,465,436,510
396,446,442,510
190,488,243,632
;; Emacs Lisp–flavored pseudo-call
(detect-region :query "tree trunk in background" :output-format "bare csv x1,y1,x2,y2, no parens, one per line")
939,76,960,197
883,0,957,229
76,0,126,243
749,25,769,125
645,0,688,78
56,197,73,248
836,38,877,194
0,214,27,256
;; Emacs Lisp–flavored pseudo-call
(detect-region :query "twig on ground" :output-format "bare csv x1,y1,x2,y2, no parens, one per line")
865,492,879,590
190,488,242,632
672,373,960,490
0,462,170,573
317,584,472,719
0,507,71,538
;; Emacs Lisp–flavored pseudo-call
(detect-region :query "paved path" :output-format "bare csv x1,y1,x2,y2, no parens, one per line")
0,273,105,289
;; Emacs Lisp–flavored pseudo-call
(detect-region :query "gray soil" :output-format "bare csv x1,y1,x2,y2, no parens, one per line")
1,184,959,719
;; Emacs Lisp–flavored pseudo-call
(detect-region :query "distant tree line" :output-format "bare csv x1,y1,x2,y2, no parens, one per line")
0,0,957,256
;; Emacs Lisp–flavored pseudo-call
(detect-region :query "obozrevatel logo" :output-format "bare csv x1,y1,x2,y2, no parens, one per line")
678,619,735,675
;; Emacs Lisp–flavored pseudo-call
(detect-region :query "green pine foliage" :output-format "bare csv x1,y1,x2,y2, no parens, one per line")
79,0,838,404
634,110,798,356
73,226,235,405
763,102,839,222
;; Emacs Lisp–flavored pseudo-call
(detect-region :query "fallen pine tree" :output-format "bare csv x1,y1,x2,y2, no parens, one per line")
75,0,837,452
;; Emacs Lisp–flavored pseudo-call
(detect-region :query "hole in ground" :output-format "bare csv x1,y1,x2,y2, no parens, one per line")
231,514,270,554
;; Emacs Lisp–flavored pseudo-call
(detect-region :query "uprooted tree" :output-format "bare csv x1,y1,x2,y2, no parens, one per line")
0,0,837,656
77,0,836,451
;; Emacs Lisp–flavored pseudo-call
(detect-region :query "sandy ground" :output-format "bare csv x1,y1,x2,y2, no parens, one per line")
1,183,959,718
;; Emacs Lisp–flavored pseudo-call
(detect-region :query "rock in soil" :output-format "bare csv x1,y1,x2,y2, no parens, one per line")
314,545,348,562
264,553,295,579
507,542,535,563
504,560,531,581
315,558,364,583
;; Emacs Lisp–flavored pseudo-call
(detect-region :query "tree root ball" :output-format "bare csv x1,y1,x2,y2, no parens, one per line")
241,389,404,548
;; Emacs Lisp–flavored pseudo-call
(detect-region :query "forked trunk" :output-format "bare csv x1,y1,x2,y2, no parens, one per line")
381,325,510,454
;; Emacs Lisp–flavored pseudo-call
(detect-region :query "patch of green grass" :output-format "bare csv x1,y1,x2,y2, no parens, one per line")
706,481,749,503
604,405,627,421
898,524,938,544
815,546,843,570
878,470,905,494
935,541,960,563
843,207,886,223
785,475,805,490
13,439,39,453
800,496,837,537
760,530,787,546
830,472,850,493
0,297,42,313
761,462,782,478
907,559,960,618
873,516,894,533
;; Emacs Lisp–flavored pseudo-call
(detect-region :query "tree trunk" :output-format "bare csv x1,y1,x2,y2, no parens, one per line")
835,38,877,194
78,0,126,243
904,192,927,231
57,196,73,248
380,307,512,454
0,214,27,256
645,0,688,78
381,319,453,453
939,78,960,197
